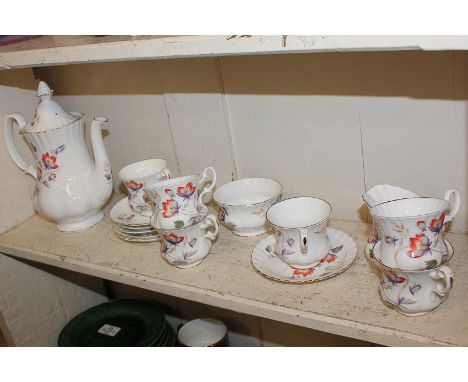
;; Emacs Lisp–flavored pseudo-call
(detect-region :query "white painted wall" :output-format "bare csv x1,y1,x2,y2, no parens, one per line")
39,51,467,232
0,84,37,233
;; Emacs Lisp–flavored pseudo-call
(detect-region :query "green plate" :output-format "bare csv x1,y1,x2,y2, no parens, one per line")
58,300,166,347
149,322,169,347
166,326,176,347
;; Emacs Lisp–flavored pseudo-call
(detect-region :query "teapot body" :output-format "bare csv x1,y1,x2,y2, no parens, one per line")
10,114,112,231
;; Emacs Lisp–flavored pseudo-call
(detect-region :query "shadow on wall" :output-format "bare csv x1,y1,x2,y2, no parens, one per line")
20,50,468,100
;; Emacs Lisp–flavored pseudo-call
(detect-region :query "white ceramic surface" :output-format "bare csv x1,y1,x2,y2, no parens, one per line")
363,184,419,208
371,239,454,316
119,158,171,217
4,82,112,232
370,192,460,270
266,197,332,269
252,227,357,283
157,213,219,268
177,318,227,347
144,167,216,230
110,197,152,226
214,178,282,237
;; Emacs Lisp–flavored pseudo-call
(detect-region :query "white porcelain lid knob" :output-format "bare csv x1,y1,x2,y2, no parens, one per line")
27,81,79,133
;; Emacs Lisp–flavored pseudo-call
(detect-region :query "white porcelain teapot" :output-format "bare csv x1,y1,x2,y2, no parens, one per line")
3,81,113,231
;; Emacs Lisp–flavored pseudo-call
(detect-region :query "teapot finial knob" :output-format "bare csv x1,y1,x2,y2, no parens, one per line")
37,81,53,99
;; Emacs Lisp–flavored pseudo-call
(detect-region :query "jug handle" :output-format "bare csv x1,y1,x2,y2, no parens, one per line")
4,113,37,179
443,189,460,224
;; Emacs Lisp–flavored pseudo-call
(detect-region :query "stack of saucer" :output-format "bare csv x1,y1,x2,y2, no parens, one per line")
110,197,159,242
110,159,172,243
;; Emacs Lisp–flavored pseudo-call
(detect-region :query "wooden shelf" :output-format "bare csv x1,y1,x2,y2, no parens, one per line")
0,196,467,346
2,35,468,70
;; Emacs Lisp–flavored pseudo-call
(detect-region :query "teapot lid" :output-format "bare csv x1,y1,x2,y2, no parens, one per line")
26,81,79,133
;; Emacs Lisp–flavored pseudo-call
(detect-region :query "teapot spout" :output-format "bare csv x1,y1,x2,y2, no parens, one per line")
89,117,113,203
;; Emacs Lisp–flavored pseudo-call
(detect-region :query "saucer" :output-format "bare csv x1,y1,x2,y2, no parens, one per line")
370,238,454,271
110,197,152,226
251,227,357,283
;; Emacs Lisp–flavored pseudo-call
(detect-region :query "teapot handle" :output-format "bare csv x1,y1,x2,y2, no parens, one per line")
4,113,37,179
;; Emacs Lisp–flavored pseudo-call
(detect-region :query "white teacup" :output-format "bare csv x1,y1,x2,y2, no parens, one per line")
213,178,282,237
144,167,216,229
157,213,219,268
371,240,454,316
370,190,460,270
119,159,171,217
266,197,332,269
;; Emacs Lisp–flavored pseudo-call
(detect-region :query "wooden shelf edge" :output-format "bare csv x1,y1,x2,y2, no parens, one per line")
0,222,456,347
2,35,468,70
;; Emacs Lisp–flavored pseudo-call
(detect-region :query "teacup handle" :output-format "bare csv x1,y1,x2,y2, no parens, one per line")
443,189,460,224
160,168,171,180
430,266,453,296
299,228,308,254
201,214,219,241
198,167,217,206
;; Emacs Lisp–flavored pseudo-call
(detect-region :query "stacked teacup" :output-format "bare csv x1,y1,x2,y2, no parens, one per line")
365,185,460,316
112,159,172,242
143,167,219,269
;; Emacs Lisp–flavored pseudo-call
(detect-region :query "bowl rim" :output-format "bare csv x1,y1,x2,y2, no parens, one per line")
213,177,283,208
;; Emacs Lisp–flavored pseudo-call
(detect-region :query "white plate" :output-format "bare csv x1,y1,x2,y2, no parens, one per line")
251,227,357,283
110,197,152,226
113,224,157,234
113,230,159,243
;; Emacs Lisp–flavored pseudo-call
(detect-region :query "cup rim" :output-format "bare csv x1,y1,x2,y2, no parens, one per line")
266,196,332,229
368,238,454,273
144,174,198,190
177,318,227,346
119,158,169,180
370,196,449,220
213,177,283,208
152,208,210,233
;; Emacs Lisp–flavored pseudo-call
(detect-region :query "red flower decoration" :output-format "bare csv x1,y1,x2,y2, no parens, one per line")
384,269,406,285
428,213,445,235
293,268,313,277
163,233,184,246
162,199,179,218
320,253,336,263
416,220,427,231
125,180,144,192
177,182,196,201
409,233,432,258
41,152,58,170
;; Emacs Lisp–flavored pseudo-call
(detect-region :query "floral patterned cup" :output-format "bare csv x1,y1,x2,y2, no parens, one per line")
144,167,216,230
370,190,460,271
266,196,332,269
157,214,219,268
119,159,171,217
370,240,454,316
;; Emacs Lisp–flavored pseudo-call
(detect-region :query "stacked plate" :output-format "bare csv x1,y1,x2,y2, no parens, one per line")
58,299,176,347
110,197,159,242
